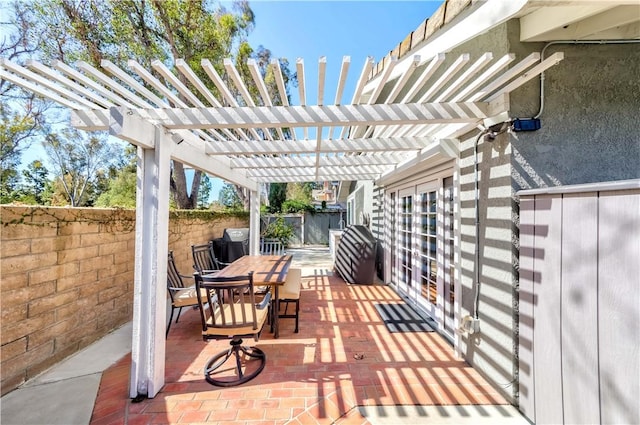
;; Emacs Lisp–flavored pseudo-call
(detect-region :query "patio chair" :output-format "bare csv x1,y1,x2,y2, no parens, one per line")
194,271,271,387
166,251,207,337
277,268,301,333
260,238,285,255
192,241,229,274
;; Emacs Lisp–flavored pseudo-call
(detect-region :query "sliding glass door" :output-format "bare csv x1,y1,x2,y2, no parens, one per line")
390,176,457,338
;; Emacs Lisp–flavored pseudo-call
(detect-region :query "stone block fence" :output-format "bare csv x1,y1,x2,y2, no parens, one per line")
0,205,248,396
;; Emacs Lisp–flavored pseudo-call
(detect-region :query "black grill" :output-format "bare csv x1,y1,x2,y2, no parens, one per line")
222,228,250,262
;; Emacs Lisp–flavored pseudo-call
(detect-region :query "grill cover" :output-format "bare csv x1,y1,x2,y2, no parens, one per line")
222,228,250,262
334,225,377,284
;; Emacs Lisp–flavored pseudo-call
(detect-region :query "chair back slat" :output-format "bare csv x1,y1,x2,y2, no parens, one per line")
192,242,221,273
167,251,187,303
260,238,285,255
195,272,268,334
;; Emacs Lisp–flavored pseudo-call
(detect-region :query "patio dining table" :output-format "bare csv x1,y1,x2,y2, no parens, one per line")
211,254,292,338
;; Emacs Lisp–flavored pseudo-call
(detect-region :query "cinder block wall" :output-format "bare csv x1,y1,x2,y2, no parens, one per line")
0,206,248,395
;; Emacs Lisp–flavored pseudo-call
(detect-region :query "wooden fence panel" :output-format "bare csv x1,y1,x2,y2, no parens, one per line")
518,182,640,425
598,190,640,424
532,195,564,424
561,193,599,424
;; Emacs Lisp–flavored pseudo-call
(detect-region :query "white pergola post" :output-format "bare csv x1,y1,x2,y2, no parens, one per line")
129,126,172,399
249,189,260,255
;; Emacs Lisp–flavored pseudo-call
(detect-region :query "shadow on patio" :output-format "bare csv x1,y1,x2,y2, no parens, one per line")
90,254,508,425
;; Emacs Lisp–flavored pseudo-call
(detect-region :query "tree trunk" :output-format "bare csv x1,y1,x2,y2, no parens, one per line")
171,161,200,209
234,184,250,210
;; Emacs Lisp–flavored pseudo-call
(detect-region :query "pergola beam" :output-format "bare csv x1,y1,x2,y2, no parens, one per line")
256,173,379,183
137,102,487,129
247,164,389,178
203,136,428,155
230,153,409,169
170,136,258,191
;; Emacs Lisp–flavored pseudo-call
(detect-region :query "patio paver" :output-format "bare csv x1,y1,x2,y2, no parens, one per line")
90,263,509,425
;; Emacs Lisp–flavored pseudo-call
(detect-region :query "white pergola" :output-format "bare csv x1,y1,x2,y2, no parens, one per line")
10,0,637,399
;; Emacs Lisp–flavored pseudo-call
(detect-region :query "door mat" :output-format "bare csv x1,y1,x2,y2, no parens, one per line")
374,303,435,333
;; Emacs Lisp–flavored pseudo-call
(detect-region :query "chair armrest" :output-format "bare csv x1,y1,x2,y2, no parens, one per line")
216,260,232,269
167,286,182,292
256,291,272,310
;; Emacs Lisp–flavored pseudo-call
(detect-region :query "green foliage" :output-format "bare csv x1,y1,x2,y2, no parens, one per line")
261,216,294,246
219,182,242,211
281,199,315,214
197,174,212,209
21,160,49,205
43,128,119,207
286,182,313,203
268,182,287,213
95,171,137,208
95,144,137,208
0,96,48,204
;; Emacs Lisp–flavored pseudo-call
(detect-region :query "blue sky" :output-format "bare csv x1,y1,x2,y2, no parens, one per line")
247,1,443,106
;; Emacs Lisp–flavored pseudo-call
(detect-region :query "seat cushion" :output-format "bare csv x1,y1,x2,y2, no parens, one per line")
203,303,269,337
279,268,301,300
173,287,207,307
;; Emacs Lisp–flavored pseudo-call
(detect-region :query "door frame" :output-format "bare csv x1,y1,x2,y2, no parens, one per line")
384,167,460,344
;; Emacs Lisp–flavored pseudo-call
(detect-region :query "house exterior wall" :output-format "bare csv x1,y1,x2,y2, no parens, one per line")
507,26,640,423
0,206,247,396
347,180,375,226
429,21,640,406
448,23,521,403
509,40,640,188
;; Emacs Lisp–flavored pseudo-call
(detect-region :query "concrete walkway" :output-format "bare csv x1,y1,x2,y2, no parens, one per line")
0,322,132,425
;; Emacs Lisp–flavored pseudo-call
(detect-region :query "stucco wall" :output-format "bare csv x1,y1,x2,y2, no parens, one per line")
509,41,640,188
0,206,247,396
449,23,521,403
348,180,375,225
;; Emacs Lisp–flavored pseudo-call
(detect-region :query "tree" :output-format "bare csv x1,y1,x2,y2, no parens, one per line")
20,0,293,210
95,145,137,207
43,128,118,206
219,182,242,210
197,173,212,209
1,2,53,204
286,182,314,204
20,160,50,204
95,171,137,208
268,182,287,213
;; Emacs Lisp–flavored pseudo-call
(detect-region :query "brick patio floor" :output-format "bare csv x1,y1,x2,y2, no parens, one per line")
90,265,507,425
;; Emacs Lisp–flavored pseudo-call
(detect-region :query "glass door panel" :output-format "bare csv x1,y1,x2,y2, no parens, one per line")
416,186,438,316
390,192,397,284
443,177,456,336
397,191,414,297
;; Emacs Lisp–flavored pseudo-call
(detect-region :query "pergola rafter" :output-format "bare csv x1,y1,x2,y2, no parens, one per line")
1,50,564,186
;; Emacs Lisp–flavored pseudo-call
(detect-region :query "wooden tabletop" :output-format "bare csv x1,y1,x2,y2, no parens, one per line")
215,255,292,286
